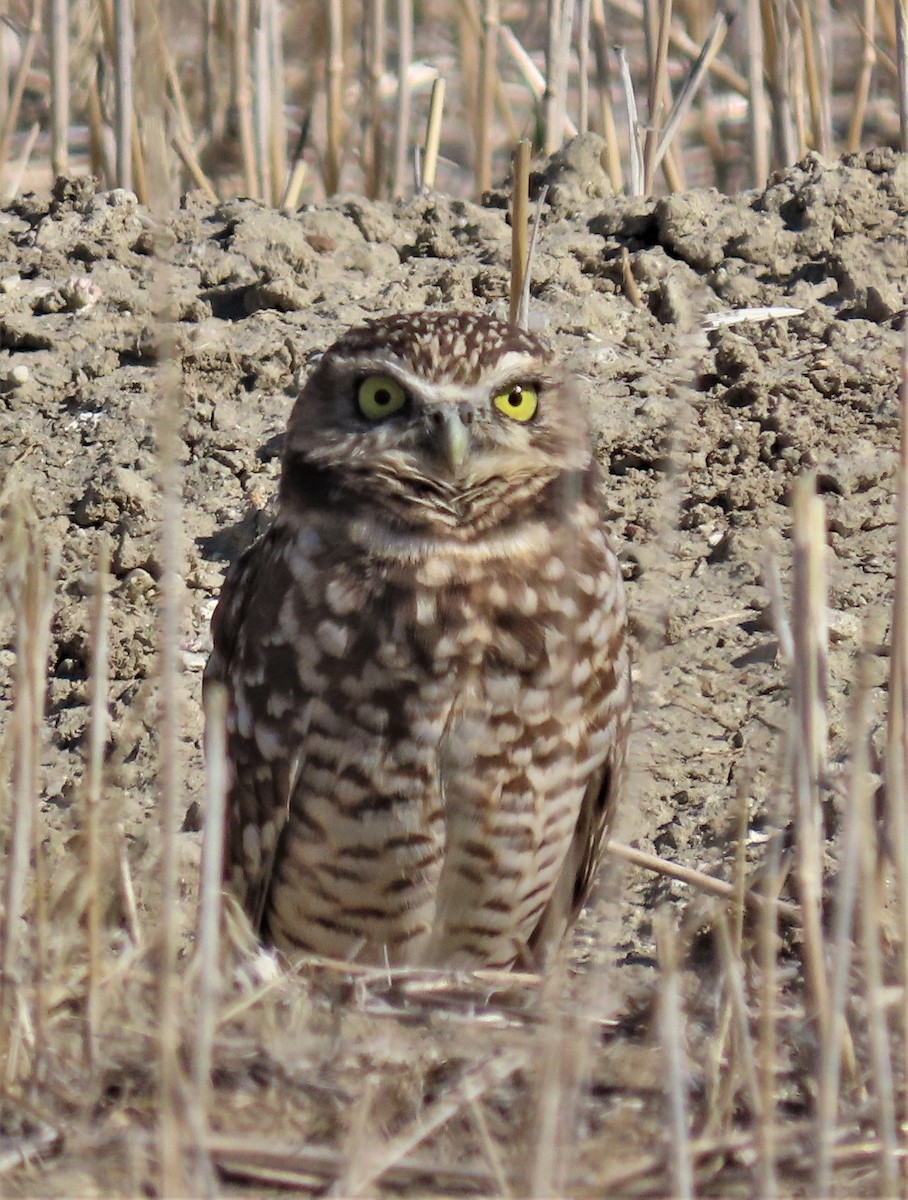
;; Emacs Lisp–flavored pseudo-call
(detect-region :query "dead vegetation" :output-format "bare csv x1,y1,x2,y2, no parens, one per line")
1,1,908,1196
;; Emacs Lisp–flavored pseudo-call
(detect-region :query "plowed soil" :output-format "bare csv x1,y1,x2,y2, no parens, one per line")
1,143,906,1195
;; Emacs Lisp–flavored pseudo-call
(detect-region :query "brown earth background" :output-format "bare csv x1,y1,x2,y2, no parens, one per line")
0,145,902,1195
1,97,907,1199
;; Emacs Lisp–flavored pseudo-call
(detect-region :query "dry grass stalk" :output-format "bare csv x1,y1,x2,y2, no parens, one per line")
817,644,869,1195
193,682,228,1123
846,0,877,152
0,0,40,190
608,837,799,920
50,0,70,177
857,726,899,1192
654,10,730,180
885,327,908,1177
746,0,771,184
517,186,547,328
392,0,413,197
324,0,345,195
233,0,258,198
789,475,831,1042
767,0,797,168
281,113,311,211
267,0,287,207
609,0,748,93
656,909,693,1198
2,119,39,202
509,138,529,326
364,0,386,199
0,495,58,1078
341,1052,526,1195
615,45,645,194
476,0,500,196
897,0,908,150
83,541,111,1069
798,0,830,156
712,906,762,1124
252,3,273,203
498,23,577,145
589,0,622,188
172,131,219,202
642,0,673,194
543,0,576,156
577,0,591,132
154,332,186,1193
113,0,134,190
755,831,783,1195
420,73,445,191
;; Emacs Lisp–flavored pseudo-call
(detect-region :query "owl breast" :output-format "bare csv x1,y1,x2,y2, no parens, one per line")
239,486,627,970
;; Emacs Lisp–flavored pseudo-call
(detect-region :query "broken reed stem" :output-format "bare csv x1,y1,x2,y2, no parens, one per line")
578,0,591,133
281,113,310,212
607,839,800,922
233,0,258,198
543,0,563,156
0,0,40,188
654,11,729,179
615,45,645,195
476,0,500,197
392,0,413,197
756,834,782,1196
798,0,830,156
857,736,899,1193
589,0,622,189
543,0,575,156
846,0,877,152
194,682,228,1122
421,74,445,192
172,132,219,202
816,645,869,1197
746,0,770,184
886,326,908,1166
83,542,111,1070
509,138,530,326
656,910,693,1199
155,332,185,1194
769,0,797,168
252,4,272,204
268,0,287,207
342,1053,525,1196
518,186,547,329
789,475,831,1042
50,0,69,177
0,500,57,1080
365,0,386,199
113,0,134,190
3,121,39,203
712,907,762,1121
325,0,344,195
643,0,673,194
898,0,908,151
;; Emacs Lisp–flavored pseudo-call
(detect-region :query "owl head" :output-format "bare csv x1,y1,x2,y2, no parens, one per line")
280,311,594,534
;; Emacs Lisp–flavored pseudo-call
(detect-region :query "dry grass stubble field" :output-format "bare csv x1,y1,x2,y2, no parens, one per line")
1,0,908,1195
0,146,906,1194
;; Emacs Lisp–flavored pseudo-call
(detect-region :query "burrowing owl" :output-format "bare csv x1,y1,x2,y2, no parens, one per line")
205,311,630,970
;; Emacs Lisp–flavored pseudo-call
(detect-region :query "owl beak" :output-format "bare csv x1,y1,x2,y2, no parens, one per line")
436,408,472,474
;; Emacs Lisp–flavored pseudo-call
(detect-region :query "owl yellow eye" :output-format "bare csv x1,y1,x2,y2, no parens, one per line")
493,383,539,423
357,375,407,421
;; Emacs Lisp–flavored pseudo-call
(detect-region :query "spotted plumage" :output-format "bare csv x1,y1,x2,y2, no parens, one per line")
205,310,630,969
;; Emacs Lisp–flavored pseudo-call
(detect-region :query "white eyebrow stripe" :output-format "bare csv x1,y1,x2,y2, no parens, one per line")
330,353,546,405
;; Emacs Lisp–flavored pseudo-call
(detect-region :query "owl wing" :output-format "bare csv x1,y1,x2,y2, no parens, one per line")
204,524,303,930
